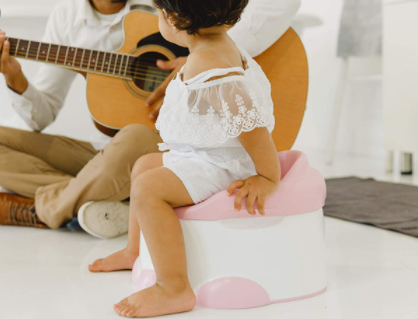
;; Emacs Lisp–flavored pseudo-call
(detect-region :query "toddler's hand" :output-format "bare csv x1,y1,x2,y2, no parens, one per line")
227,175,279,216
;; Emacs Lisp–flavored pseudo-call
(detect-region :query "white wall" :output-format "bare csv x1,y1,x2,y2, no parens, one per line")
293,0,384,157
0,0,386,156
0,0,56,5
0,0,55,17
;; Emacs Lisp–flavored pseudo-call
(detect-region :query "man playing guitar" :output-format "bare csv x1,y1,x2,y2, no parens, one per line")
0,0,301,237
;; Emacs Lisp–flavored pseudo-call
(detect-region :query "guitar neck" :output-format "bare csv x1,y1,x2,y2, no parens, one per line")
7,37,135,80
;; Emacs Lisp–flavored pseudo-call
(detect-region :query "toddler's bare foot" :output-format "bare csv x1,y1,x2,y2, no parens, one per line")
114,281,196,318
88,248,138,272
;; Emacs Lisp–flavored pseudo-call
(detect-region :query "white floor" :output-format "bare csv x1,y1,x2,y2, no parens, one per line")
1,149,418,319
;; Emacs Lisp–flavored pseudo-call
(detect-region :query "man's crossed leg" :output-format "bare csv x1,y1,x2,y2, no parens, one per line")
0,124,162,237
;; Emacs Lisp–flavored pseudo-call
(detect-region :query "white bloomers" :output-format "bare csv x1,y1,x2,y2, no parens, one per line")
160,143,257,204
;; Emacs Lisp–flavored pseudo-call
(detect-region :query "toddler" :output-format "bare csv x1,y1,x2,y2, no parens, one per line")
90,0,281,317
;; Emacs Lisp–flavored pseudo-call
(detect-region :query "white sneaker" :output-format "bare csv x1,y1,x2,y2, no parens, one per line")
78,201,129,239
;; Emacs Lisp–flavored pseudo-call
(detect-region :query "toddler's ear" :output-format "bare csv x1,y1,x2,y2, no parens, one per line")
163,11,176,29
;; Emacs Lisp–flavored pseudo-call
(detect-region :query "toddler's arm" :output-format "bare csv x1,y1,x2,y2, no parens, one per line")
227,127,281,215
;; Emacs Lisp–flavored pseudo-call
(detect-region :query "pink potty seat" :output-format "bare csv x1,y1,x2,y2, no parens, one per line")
132,150,327,309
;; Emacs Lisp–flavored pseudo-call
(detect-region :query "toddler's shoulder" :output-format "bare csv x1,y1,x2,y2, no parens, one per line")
182,49,239,82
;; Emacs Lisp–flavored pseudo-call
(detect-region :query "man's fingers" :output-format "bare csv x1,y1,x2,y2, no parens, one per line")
145,70,175,107
0,33,6,66
146,87,164,107
149,100,163,120
3,40,10,58
227,180,245,196
146,57,186,108
234,187,248,212
1,39,10,73
156,59,177,70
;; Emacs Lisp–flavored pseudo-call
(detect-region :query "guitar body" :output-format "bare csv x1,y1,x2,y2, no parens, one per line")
255,28,309,151
87,11,167,134
86,11,308,151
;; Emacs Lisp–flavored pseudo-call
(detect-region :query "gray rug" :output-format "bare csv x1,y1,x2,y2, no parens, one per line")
324,177,418,237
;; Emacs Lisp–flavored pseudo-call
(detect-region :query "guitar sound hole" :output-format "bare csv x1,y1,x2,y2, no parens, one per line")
130,52,171,93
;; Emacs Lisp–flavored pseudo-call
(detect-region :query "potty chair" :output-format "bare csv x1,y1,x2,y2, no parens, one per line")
132,150,327,309
131,28,325,309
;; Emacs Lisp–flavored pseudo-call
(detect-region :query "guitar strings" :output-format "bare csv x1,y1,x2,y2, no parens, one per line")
10,47,176,72
12,49,170,75
6,40,173,64
9,52,173,82
12,53,173,81
7,42,177,78
6,37,185,66
12,51,173,80
5,37,189,82
11,49,167,64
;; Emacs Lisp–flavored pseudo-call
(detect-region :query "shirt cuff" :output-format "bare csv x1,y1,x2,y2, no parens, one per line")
7,82,36,105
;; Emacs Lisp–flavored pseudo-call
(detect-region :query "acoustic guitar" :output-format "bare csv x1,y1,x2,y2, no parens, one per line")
5,11,308,151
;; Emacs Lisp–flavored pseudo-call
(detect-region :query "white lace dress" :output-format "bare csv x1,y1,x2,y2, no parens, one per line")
156,48,275,203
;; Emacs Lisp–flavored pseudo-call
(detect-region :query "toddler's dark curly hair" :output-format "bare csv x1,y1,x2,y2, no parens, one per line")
153,0,249,35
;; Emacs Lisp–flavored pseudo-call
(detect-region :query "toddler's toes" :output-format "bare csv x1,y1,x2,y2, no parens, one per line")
88,249,137,273
126,309,137,318
116,306,125,316
116,304,124,314
114,303,123,313
118,301,132,317
121,305,134,317
117,297,129,308
88,259,103,272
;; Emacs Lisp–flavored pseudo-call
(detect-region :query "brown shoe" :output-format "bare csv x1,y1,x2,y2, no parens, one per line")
0,193,49,228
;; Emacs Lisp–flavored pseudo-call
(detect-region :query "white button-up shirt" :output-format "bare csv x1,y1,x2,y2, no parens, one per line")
7,0,300,149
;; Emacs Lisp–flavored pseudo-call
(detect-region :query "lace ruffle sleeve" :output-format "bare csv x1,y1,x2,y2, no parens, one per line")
156,65,275,146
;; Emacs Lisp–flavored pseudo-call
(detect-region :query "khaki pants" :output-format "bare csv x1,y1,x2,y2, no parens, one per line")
0,124,162,229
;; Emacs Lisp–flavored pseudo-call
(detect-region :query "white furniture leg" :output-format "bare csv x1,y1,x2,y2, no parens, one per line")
385,151,394,173
326,58,350,165
400,152,413,175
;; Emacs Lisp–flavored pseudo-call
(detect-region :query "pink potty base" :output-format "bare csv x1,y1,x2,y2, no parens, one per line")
132,262,327,309
132,151,327,309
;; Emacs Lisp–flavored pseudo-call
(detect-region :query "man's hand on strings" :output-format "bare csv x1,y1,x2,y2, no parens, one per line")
0,30,28,94
145,57,187,120
0,30,22,78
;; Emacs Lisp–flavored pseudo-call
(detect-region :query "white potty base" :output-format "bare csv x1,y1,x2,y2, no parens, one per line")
132,208,326,309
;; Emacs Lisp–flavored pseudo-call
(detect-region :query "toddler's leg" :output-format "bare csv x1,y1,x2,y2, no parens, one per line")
114,167,196,318
89,154,163,272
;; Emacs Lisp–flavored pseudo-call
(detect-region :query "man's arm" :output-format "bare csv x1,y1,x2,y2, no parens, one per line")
3,5,77,132
228,0,301,57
